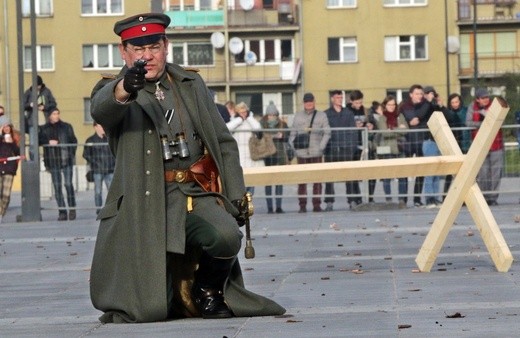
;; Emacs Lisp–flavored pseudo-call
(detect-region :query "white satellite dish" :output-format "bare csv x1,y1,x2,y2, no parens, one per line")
244,51,257,65
228,37,244,55
447,36,460,54
240,0,254,11
210,32,225,49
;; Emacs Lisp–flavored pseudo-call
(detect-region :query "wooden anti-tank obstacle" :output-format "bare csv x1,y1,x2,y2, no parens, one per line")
243,98,513,272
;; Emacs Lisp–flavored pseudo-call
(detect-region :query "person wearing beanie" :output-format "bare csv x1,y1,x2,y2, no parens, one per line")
466,88,504,206
89,12,285,324
260,101,289,213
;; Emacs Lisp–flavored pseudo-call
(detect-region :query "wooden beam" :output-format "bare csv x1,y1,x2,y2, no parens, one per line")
415,98,511,272
243,155,464,186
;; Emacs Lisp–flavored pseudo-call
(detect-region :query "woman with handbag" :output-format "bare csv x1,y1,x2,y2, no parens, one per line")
260,102,289,214
226,101,264,194
374,95,409,207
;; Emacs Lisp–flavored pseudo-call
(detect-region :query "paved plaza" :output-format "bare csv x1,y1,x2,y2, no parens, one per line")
1,186,520,337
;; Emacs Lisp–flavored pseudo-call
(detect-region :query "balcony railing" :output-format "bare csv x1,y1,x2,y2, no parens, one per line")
458,51,520,77
185,59,300,85
165,6,298,29
458,0,519,22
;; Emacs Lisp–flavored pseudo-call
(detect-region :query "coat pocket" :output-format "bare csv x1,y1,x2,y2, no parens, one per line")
97,194,123,220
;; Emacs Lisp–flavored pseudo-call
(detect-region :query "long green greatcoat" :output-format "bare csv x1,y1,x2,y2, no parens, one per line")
89,63,285,323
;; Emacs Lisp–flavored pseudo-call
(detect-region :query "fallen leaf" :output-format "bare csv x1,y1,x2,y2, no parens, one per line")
398,324,412,329
286,319,303,323
446,312,465,318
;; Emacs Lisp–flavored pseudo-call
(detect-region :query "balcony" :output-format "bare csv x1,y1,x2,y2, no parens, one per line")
165,4,298,30
458,0,520,23
458,51,520,78
190,59,301,86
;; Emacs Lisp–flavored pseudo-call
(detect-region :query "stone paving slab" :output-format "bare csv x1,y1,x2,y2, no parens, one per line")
0,190,519,337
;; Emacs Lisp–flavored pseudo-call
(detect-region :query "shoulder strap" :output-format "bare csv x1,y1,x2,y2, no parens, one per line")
308,110,317,133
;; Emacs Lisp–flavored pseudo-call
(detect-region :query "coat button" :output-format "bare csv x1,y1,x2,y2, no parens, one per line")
146,150,151,155
146,170,150,175
145,191,150,196
148,129,153,134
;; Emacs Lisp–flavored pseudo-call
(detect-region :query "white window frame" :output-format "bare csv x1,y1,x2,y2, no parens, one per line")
22,0,53,16
23,45,54,71
235,39,292,65
383,0,427,7
82,44,123,69
384,35,427,61
168,42,215,67
81,0,123,16
328,37,358,63
326,0,357,9
166,0,215,11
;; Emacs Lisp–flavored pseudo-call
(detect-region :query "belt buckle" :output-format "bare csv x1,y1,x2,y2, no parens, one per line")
175,171,186,183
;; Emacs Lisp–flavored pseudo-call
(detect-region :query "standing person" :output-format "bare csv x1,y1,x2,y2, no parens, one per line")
260,101,288,214
466,88,504,206
289,92,330,213
82,122,115,215
374,96,409,206
443,93,468,197
323,90,358,211
422,86,456,208
89,13,285,323
38,108,77,221
398,84,432,207
345,90,371,207
0,119,20,222
22,75,57,134
226,101,264,195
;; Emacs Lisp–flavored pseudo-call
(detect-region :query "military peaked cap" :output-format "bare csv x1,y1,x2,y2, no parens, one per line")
114,13,171,46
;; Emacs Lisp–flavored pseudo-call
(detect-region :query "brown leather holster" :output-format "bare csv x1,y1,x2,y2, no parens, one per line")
188,153,222,193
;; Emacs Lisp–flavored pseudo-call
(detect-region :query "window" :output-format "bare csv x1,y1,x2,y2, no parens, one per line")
81,0,122,15
24,45,54,71
460,32,516,70
386,89,409,104
84,98,93,123
170,42,214,66
22,0,52,16
328,37,357,63
235,92,293,117
235,39,293,64
166,0,214,10
384,35,427,61
327,0,356,8
82,44,123,69
383,0,426,6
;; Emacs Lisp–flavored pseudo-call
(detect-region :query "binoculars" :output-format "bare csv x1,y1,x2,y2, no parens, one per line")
161,132,190,160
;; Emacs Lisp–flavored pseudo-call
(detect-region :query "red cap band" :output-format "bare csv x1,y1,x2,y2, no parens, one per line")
120,23,165,41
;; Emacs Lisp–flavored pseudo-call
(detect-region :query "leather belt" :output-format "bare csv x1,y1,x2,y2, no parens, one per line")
164,169,196,183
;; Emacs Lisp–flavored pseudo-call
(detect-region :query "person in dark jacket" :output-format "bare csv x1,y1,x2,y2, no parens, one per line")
0,118,20,222
398,84,433,207
82,122,115,214
22,75,57,134
38,108,77,221
323,90,358,211
89,13,285,323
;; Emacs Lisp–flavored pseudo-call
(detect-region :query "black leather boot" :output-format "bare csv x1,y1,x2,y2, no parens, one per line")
192,252,235,319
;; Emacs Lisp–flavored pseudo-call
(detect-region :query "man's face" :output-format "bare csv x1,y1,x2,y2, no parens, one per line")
120,38,169,81
303,100,315,111
48,110,60,124
410,88,424,104
331,94,343,106
350,99,363,110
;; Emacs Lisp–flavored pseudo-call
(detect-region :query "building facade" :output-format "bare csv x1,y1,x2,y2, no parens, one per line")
0,0,519,149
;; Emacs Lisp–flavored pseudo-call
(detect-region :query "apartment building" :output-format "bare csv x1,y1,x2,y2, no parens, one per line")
1,0,520,143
